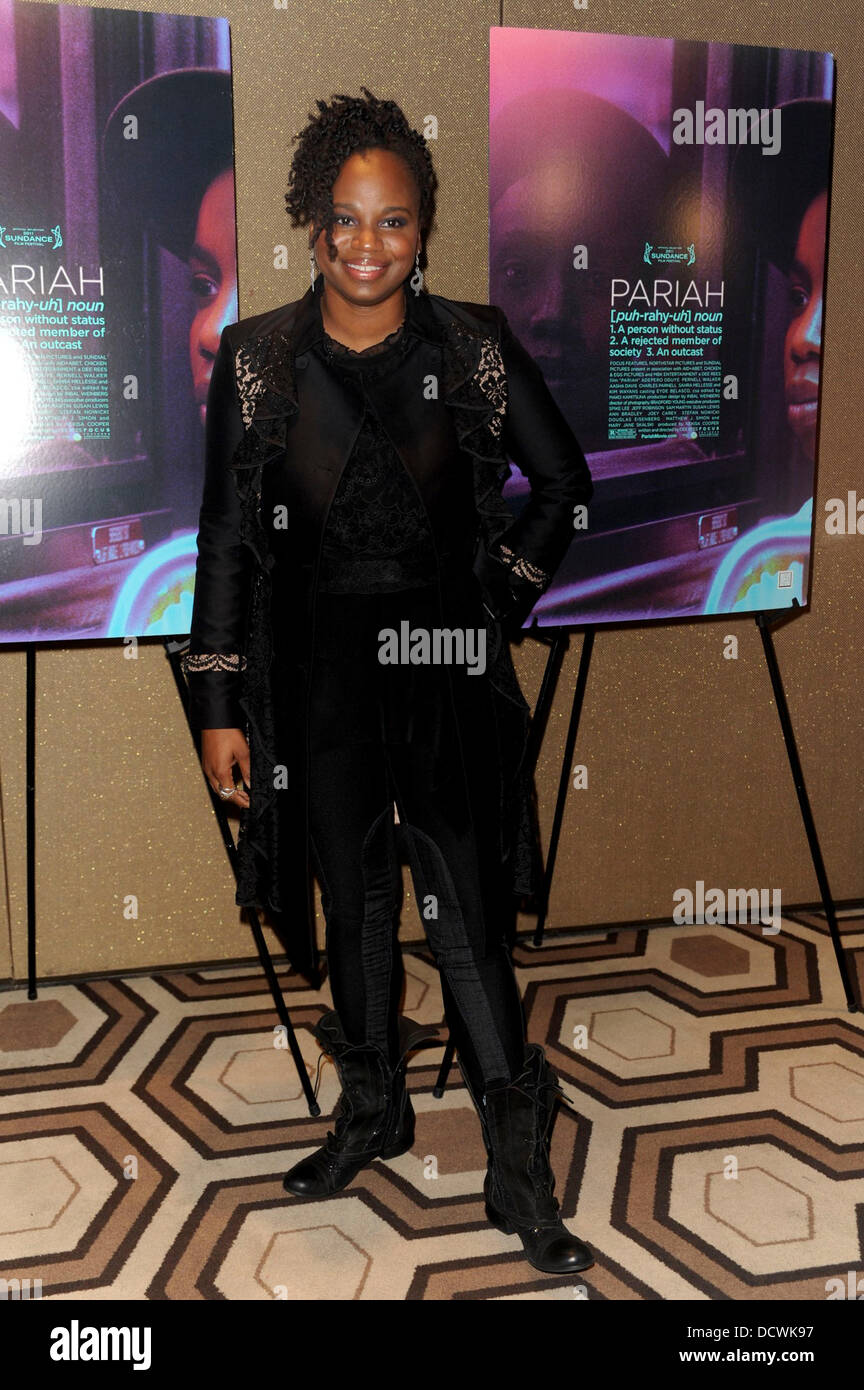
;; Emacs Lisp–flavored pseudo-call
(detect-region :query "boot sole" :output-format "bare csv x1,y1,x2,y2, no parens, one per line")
379,1130,415,1160
485,1201,595,1274
282,1125,415,1197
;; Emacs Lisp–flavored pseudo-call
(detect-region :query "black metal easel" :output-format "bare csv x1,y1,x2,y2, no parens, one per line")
529,603,859,1013
164,637,320,1114
21,635,319,1113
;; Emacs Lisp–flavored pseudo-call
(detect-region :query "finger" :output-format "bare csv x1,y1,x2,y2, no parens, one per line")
219,757,251,810
230,760,250,808
225,744,250,805
211,763,238,800
210,776,249,810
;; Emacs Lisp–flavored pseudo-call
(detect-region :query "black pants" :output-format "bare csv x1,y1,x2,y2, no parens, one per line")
307,582,528,1095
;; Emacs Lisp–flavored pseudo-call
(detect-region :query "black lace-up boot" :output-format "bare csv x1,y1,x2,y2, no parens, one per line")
282,1010,439,1198
461,1044,594,1274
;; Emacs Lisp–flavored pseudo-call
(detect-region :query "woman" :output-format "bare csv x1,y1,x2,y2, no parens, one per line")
183,89,594,1276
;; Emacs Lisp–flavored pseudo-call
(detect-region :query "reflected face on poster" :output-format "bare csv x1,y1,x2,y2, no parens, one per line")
490,102,673,458
489,29,836,628
784,191,825,467
0,2,237,642
189,167,238,430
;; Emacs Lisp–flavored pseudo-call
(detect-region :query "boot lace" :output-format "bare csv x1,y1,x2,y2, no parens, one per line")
488,1065,577,1222
311,1042,393,1156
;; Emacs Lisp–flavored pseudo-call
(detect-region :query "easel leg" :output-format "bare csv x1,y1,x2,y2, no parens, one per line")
166,638,321,1113
244,902,321,1115
533,627,595,947
433,1037,455,1097
26,643,37,999
755,611,859,1011
524,629,570,774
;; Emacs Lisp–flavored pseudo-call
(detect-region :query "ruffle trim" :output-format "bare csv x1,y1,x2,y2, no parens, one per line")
440,318,514,549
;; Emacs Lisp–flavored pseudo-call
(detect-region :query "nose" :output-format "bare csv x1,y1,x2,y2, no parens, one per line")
199,289,239,361
352,222,383,250
530,270,568,326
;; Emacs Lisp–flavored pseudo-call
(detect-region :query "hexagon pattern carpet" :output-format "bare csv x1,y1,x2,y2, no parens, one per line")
0,908,862,1300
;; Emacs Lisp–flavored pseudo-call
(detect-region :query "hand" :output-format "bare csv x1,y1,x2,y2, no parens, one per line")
473,545,539,638
201,728,251,810
473,544,518,624
501,575,541,640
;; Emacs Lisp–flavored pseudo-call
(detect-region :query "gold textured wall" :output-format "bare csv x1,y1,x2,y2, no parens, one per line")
1,0,862,983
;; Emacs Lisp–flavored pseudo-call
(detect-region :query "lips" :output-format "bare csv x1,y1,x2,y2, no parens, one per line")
787,378,819,429
787,379,819,404
343,259,388,280
533,355,568,388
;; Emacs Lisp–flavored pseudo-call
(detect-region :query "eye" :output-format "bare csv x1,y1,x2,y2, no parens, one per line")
189,272,217,300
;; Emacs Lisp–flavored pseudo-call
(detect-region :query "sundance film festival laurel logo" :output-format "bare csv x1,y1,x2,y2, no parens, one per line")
0,221,63,249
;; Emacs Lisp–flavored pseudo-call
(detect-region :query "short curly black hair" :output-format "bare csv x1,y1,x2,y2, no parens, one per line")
285,87,437,271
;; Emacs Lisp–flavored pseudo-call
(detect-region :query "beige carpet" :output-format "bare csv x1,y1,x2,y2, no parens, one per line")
0,907,862,1300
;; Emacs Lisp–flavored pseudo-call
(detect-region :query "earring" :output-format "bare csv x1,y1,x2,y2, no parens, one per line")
410,247,423,296
309,248,317,290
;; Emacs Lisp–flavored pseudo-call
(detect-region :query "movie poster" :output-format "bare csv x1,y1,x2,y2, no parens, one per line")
0,1,236,641
489,29,836,627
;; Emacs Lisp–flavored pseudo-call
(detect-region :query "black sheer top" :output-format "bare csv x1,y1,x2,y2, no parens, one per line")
313,324,437,593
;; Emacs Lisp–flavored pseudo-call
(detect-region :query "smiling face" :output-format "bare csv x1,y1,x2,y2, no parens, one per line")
188,167,238,426
783,190,826,464
312,147,421,309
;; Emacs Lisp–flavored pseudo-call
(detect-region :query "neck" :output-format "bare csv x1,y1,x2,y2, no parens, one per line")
319,280,407,351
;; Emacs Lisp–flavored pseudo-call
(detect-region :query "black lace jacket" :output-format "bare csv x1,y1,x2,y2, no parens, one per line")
181,279,593,977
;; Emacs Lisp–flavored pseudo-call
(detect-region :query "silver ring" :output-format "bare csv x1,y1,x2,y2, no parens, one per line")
217,783,237,799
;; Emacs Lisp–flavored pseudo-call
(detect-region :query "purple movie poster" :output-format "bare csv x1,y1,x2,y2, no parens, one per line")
489,29,836,627
0,1,236,641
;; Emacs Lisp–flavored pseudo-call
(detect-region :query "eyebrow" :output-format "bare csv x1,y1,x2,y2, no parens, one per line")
188,241,220,270
332,202,413,214
789,257,812,282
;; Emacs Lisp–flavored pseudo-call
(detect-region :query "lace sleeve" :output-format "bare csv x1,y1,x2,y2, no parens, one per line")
185,327,252,730
490,541,549,590
180,651,248,674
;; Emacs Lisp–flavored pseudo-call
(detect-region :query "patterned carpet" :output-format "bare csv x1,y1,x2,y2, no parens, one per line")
1,908,862,1301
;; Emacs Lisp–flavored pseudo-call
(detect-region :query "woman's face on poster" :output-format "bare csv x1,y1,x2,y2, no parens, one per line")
188,166,238,426
783,189,826,465
490,159,663,455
